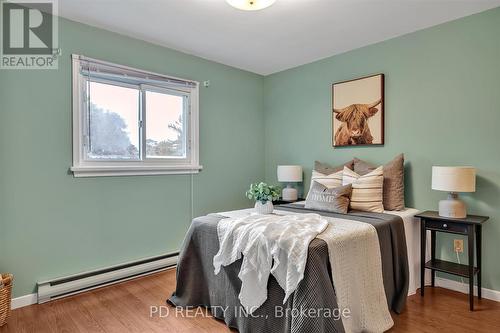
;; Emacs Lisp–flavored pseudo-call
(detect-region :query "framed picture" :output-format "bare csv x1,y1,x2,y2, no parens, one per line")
332,73,384,147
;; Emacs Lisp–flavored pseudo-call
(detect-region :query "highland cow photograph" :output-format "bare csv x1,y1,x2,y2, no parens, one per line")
332,74,384,147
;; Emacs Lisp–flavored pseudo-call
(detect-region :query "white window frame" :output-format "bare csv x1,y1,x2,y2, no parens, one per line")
70,54,202,177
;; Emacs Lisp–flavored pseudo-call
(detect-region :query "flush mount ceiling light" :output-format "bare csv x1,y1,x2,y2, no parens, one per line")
226,0,276,11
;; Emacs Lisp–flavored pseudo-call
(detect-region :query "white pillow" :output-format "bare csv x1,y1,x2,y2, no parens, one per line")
342,166,384,213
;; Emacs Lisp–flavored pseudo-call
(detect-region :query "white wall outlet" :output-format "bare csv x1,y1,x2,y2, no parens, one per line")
454,239,464,253
203,80,210,87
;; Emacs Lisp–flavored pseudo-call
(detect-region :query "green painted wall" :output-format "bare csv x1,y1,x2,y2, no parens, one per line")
2,7,500,300
0,18,264,297
264,8,500,291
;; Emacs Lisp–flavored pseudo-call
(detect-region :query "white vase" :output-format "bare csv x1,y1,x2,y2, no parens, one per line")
254,201,274,214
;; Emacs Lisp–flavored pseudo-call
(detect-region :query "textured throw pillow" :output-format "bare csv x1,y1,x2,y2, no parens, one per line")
342,166,384,213
314,160,354,174
353,154,405,211
305,182,352,214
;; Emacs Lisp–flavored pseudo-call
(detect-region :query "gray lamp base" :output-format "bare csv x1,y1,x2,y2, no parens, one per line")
438,192,467,218
282,185,298,201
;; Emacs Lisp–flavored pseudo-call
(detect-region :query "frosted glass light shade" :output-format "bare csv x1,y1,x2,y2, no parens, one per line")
432,166,476,193
277,165,303,182
226,0,276,11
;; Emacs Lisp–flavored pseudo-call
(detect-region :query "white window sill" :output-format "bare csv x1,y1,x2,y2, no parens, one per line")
70,165,203,177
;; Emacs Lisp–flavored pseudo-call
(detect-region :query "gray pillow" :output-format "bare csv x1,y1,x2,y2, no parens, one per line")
314,159,354,174
353,154,405,211
305,182,352,214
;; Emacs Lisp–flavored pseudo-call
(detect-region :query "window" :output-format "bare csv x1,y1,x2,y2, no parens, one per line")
71,55,201,177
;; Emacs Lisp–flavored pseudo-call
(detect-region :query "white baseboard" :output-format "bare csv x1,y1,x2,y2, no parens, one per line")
11,253,178,310
10,277,499,311
435,277,500,302
11,293,37,309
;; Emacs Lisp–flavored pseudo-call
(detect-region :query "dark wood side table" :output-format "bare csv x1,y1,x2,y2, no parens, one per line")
273,198,305,205
415,211,489,311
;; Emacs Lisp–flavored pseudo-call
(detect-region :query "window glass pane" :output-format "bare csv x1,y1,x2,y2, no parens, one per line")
87,81,140,160
145,90,187,158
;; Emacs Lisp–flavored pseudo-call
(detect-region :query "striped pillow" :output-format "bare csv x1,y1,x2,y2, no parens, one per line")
310,169,343,189
342,166,384,213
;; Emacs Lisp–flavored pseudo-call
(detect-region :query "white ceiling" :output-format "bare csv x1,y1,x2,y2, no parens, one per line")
59,0,500,75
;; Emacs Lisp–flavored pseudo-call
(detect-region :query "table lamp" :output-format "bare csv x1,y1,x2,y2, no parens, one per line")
277,165,303,201
432,166,476,218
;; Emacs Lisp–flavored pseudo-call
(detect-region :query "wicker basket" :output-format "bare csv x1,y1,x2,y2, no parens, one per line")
0,274,13,327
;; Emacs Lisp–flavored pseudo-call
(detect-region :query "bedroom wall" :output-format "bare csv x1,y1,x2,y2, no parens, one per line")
264,7,500,291
0,17,265,297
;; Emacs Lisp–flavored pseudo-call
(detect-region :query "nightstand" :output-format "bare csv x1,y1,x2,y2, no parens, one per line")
273,198,305,205
415,210,489,311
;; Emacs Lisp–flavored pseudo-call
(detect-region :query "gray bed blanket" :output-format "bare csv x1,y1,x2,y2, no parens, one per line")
168,204,409,333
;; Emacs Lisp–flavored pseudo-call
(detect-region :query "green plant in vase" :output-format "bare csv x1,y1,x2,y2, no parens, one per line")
246,182,281,214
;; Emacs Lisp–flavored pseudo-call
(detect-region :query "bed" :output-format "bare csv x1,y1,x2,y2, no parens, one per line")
168,202,421,333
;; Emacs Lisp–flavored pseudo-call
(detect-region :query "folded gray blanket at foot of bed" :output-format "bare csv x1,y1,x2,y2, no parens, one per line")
168,205,409,333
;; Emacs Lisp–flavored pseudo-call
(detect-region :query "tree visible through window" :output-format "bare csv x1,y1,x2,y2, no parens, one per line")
87,81,140,160
89,102,139,159
146,116,184,157
85,81,187,161
144,89,186,158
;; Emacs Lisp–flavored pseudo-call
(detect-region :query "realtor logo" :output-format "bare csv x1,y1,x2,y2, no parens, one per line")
1,0,58,69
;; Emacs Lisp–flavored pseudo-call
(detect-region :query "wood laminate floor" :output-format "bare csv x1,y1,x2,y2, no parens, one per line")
2,269,500,333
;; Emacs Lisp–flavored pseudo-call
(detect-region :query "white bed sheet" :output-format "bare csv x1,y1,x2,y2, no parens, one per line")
384,208,431,296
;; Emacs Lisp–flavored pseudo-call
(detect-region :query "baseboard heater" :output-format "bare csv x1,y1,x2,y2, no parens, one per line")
37,252,178,304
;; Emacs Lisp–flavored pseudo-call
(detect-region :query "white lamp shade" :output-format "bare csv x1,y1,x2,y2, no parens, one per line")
432,166,476,193
277,165,303,182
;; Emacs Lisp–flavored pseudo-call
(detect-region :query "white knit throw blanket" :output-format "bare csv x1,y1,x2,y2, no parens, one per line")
317,217,394,333
213,213,328,314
